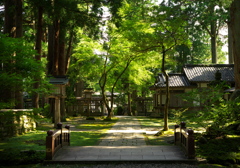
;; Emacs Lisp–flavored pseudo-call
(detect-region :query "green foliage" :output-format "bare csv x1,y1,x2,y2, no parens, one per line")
116,106,124,115
0,34,47,108
169,108,189,125
69,30,103,88
33,105,52,120
180,82,238,136
163,0,229,66
197,137,240,166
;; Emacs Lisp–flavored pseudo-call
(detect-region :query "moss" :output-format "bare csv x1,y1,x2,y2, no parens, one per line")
86,117,95,120
103,117,112,121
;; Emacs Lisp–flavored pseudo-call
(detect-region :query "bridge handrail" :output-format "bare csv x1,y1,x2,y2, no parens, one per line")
174,122,195,159
46,123,70,160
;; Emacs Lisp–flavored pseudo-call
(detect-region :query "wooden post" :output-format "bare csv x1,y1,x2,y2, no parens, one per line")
54,96,61,128
187,129,195,159
180,121,186,129
65,125,70,146
174,124,180,145
46,130,54,160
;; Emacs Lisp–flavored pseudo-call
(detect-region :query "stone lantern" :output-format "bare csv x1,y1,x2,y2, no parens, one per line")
49,76,69,128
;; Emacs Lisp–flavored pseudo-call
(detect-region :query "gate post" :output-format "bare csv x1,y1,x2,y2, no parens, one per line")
46,130,54,160
174,124,180,145
187,129,195,159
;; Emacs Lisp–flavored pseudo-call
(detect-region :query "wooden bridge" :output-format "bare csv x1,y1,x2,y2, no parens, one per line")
45,117,197,163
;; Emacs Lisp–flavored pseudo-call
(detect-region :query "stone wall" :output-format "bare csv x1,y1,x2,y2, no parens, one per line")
0,109,36,139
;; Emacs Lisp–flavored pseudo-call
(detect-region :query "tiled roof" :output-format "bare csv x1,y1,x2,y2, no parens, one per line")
155,73,193,87
49,76,69,85
183,64,234,82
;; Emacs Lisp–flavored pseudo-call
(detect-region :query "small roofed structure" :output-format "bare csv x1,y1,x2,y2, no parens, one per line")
153,73,195,88
150,73,196,116
183,64,234,87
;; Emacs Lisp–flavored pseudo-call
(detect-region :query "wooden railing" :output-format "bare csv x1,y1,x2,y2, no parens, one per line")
174,122,195,159
46,123,70,160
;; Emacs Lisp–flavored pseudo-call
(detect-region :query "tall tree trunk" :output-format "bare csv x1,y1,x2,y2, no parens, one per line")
53,19,60,76
65,30,74,74
3,0,16,107
14,0,23,109
161,47,169,131
127,88,132,116
230,0,240,90
3,0,24,108
102,91,111,118
47,25,55,75
211,22,217,64
4,0,16,37
228,22,234,64
60,98,66,121
15,0,22,38
100,72,112,119
58,27,66,76
33,6,43,108
58,24,67,121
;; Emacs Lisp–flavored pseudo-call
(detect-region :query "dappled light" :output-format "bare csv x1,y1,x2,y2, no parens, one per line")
108,129,154,133
70,131,105,146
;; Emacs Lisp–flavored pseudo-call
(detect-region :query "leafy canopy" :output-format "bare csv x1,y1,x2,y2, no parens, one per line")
0,34,47,108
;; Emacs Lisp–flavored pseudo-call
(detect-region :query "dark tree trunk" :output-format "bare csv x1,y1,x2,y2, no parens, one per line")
211,22,217,64
15,0,22,38
2,0,16,107
127,89,132,116
3,0,24,108
230,0,240,90
161,47,169,131
60,98,66,121
228,22,234,64
4,0,16,37
58,27,66,76
53,19,60,76
58,24,67,121
33,6,43,108
14,0,23,109
65,31,74,74
47,25,55,75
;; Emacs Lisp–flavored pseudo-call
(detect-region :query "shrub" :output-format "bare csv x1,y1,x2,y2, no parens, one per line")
197,137,240,166
180,82,238,137
0,148,45,166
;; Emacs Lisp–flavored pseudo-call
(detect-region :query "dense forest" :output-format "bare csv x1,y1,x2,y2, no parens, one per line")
0,0,240,118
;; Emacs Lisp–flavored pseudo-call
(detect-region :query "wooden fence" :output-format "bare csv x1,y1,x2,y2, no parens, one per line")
174,122,195,159
46,123,70,160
